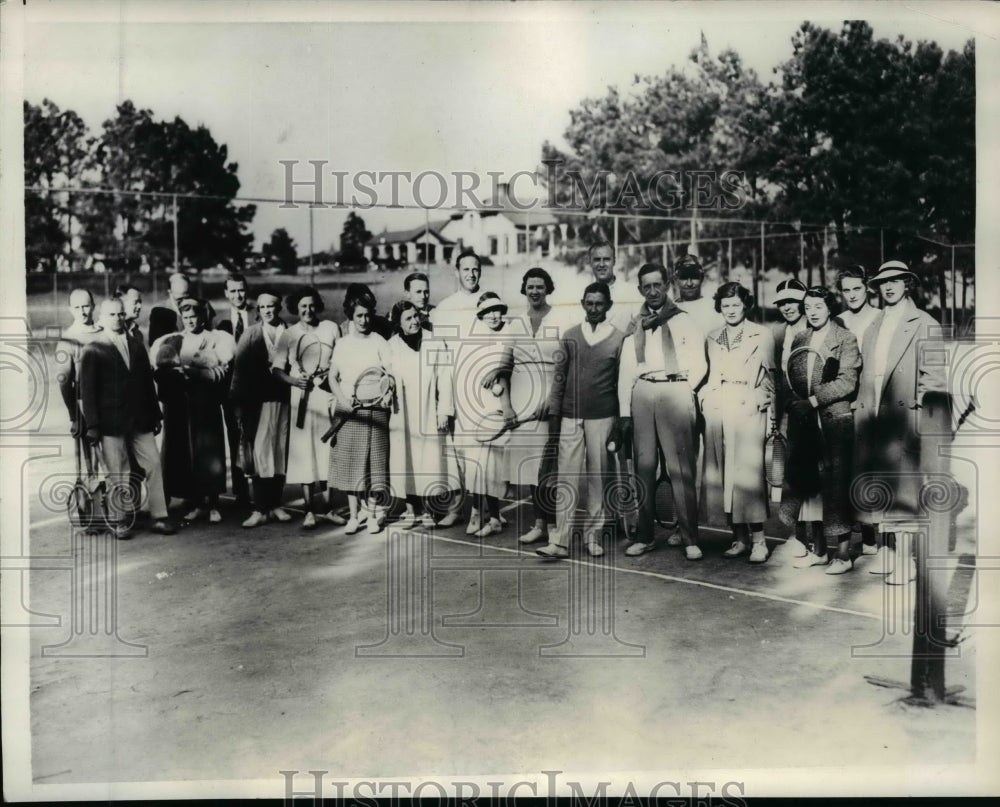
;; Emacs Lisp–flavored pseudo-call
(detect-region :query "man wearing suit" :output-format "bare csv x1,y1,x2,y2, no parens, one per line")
214,272,255,506
854,260,947,584
148,272,191,345
404,272,434,330
114,284,144,340
80,298,176,539
616,264,708,559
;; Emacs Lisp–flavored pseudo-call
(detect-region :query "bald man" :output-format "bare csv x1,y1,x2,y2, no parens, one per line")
55,289,103,437
148,272,191,345
80,299,175,538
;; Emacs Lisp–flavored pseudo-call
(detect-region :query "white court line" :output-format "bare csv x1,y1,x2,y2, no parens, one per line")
427,532,883,622
25,496,978,585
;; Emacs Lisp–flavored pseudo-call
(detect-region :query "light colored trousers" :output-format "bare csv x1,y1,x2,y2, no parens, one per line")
550,416,615,548
100,432,168,520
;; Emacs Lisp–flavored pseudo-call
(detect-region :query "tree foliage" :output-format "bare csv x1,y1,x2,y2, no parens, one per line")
542,23,974,273
339,211,372,261
263,228,298,275
24,99,255,272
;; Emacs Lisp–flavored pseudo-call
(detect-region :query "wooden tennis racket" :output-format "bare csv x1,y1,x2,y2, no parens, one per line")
763,415,787,495
295,331,324,429
320,367,394,443
352,366,394,408
654,458,677,529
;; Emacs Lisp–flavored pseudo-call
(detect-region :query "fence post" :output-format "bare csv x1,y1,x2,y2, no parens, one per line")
52,272,58,314
950,245,956,330
799,232,806,285
757,222,765,321
172,194,179,272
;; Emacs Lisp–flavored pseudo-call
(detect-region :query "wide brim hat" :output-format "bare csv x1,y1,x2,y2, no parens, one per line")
868,260,917,288
476,296,508,318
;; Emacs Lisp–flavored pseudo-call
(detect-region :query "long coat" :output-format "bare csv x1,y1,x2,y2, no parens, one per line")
151,330,235,501
80,331,162,437
778,321,861,537
699,320,775,526
385,334,460,499
853,298,946,523
230,322,290,477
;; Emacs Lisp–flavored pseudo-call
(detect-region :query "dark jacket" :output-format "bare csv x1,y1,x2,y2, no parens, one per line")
80,331,161,436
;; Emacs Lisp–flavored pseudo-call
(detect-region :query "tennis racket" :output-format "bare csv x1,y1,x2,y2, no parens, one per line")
352,366,394,408
320,367,394,443
654,458,677,529
763,415,787,499
295,331,325,429
785,344,829,457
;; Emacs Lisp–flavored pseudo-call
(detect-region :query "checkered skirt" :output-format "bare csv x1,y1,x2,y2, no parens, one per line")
328,407,390,495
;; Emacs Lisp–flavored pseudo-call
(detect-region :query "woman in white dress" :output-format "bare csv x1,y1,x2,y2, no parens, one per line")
506,267,563,545
460,293,517,538
271,287,340,529
151,298,235,523
327,285,393,534
385,300,459,529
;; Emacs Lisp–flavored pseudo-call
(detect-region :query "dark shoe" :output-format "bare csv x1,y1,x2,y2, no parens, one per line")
149,519,177,535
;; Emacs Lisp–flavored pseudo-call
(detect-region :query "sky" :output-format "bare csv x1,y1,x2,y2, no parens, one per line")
20,1,988,253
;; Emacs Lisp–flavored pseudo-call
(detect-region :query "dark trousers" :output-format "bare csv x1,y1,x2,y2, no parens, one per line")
632,379,700,545
223,401,250,503
252,475,286,511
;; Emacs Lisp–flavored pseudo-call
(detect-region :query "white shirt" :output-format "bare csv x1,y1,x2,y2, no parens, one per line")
618,312,708,415
676,296,719,340
430,287,489,342
840,304,879,351
230,307,250,336
107,330,131,368
580,319,617,347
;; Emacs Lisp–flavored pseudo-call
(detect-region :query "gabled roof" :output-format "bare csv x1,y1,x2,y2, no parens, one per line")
368,220,454,245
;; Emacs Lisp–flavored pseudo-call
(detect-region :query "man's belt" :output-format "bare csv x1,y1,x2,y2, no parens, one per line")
638,372,688,383
719,379,749,386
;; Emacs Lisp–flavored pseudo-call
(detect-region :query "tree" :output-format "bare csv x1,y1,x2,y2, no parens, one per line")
539,38,766,258
79,101,256,271
263,228,298,274
339,211,372,262
753,22,974,249
23,99,91,270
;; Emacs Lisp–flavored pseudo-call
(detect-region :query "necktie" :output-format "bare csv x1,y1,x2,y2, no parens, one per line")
234,311,245,342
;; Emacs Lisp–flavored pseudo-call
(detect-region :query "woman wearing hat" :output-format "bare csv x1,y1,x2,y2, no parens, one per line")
771,278,824,555
327,284,393,535
458,292,517,538
700,282,775,561
230,289,292,528
853,260,946,584
151,298,236,523
271,287,340,529
778,286,861,574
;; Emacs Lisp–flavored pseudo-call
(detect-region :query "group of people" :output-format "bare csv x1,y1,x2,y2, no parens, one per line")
56,243,946,585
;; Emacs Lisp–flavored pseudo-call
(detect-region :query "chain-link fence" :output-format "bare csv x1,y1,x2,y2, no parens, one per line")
25,187,975,337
